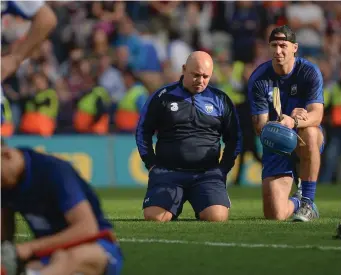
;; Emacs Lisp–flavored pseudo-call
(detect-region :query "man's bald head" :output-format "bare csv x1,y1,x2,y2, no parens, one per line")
182,51,213,94
185,51,213,68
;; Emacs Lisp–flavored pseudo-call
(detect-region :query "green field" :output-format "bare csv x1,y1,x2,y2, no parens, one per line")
17,185,341,275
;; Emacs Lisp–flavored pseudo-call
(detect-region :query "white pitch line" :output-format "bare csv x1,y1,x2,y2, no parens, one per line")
15,234,341,251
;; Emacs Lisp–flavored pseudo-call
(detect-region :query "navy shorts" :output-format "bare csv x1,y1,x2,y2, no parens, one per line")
143,166,231,218
41,239,123,275
262,127,325,180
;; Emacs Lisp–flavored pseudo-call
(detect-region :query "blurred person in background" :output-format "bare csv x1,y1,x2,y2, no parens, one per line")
319,69,341,184
97,54,125,105
1,79,21,134
318,57,337,154
137,23,167,71
113,16,163,93
253,39,271,68
55,78,74,134
10,40,60,132
286,1,325,58
211,47,245,106
148,1,180,38
88,27,116,64
115,45,130,72
173,2,213,51
259,2,288,37
324,2,341,78
66,58,95,103
0,95,15,137
90,1,126,24
163,28,192,83
19,72,59,137
229,1,261,63
96,54,125,128
135,32,164,94
114,68,148,133
47,1,71,63
59,44,84,78
235,62,261,186
73,83,111,135
112,16,143,71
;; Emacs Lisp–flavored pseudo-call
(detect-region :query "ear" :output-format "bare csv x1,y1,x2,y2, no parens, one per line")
182,64,186,74
293,43,298,54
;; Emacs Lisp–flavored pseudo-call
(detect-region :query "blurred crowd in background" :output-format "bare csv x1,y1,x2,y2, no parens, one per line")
1,1,341,183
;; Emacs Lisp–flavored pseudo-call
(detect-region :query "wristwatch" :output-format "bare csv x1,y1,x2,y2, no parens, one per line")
293,117,299,129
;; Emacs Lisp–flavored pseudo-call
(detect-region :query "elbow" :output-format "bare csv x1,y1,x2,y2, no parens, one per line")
316,115,323,126
47,11,57,31
37,5,57,32
78,220,99,236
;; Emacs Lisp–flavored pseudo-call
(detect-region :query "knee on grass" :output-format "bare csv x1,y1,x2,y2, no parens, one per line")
199,205,229,222
144,207,173,222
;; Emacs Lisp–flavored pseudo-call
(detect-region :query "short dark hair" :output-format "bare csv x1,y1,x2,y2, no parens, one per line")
269,25,296,44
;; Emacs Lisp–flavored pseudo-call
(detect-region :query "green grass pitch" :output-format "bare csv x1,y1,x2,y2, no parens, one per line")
17,185,341,275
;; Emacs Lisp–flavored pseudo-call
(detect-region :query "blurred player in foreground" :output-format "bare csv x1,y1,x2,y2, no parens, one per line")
1,141,123,275
1,0,57,128
1,0,57,81
248,25,324,221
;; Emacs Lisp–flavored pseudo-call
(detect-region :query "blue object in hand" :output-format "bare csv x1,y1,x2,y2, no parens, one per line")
260,122,298,156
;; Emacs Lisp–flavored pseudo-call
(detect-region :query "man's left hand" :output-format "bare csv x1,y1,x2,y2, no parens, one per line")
291,108,308,121
16,242,34,261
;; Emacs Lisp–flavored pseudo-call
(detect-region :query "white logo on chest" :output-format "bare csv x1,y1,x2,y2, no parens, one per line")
291,84,297,95
205,104,214,114
170,102,178,111
268,89,273,103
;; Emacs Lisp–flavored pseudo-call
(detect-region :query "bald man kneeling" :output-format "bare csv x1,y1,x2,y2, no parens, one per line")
135,51,242,222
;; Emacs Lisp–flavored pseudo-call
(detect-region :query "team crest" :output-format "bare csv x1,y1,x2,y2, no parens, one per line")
205,104,214,114
291,84,297,95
